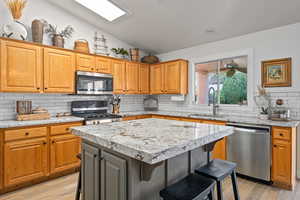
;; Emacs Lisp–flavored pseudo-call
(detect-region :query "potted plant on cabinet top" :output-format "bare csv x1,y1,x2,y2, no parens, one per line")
111,48,129,59
45,24,74,48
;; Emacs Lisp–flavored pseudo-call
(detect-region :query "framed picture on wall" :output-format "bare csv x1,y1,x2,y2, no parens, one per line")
261,57,291,87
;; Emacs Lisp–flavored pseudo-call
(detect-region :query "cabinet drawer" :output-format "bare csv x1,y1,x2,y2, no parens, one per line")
273,127,291,141
50,122,83,136
4,127,47,142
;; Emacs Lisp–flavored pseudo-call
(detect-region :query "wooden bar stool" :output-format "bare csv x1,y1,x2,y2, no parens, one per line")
75,153,81,200
195,142,240,200
160,173,216,200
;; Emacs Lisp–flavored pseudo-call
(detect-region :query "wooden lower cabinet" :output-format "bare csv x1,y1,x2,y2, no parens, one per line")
4,138,48,187
50,134,80,174
211,138,226,160
0,121,83,193
271,126,295,189
272,139,291,184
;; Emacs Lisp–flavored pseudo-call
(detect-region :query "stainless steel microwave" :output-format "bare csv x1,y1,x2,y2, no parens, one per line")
76,71,113,95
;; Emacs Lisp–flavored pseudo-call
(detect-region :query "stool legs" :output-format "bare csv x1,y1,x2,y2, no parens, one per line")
216,181,223,200
231,170,240,200
75,168,81,200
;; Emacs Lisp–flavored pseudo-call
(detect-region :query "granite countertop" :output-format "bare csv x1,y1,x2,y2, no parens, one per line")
71,118,233,164
119,111,300,128
0,116,84,128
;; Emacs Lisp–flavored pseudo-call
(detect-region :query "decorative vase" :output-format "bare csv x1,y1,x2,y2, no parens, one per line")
259,114,269,120
3,20,28,40
52,35,64,48
31,19,44,43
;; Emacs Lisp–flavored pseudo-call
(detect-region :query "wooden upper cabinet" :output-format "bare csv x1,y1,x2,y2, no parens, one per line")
125,62,139,94
95,57,112,74
4,138,48,187
112,60,126,94
139,63,150,94
76,53,95,72
150,60,188,95
164,61,181,93
0,40,42,92
44,48,75,93
50,134,80,174
164,60,188,94
150,64,164,94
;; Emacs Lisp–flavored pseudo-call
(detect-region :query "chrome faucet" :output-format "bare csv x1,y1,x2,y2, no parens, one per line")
208,87,219,116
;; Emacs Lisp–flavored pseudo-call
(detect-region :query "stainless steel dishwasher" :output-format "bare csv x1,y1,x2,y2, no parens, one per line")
226,123,271,182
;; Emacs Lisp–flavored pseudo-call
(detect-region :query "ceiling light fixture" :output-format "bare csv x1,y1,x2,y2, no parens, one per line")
75,0,126,22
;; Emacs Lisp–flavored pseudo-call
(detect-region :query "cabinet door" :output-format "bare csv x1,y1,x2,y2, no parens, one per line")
44,48,75,93
125,62,139,94
76,53,96,72
50,134,80,174
150,64,164,94
272,139,291,184
82,143,100,200
101,151,127,200
212,138,226,160
0,40,42,92
139,63,150,94
96,57,112,74
4,138,48,187
112,60,126,94
164,61,181,94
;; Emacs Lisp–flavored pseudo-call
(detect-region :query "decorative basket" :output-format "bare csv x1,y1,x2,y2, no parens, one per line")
74,39,89,53
141,54,160,64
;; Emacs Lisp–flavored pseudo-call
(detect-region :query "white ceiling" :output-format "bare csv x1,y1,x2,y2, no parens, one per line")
47,0,300,54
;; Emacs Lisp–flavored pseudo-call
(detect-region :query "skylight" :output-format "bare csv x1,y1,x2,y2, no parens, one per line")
75,0,126,22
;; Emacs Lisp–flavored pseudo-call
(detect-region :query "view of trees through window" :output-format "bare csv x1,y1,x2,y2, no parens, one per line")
194,56,248,105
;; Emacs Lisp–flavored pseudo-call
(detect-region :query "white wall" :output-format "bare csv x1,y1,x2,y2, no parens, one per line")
156,23,300,119
157,22,300,93
0,0,139,54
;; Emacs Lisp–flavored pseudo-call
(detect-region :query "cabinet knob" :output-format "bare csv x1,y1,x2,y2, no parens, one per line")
25,132,29,136
52,141,55,144
279,133,283,136
273,144,277,147
66,128,70,131
37,87,40,90
45,88,48,90
43,142,47,145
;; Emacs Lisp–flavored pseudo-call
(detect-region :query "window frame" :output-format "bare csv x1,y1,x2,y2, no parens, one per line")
189,49,254,109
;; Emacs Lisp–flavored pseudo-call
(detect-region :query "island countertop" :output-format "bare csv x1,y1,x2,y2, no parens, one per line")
71,118,233,165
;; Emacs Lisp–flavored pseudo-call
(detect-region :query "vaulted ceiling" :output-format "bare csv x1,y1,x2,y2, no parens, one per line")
47,0,300,54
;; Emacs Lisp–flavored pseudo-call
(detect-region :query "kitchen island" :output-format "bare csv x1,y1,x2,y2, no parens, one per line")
71,118,233,200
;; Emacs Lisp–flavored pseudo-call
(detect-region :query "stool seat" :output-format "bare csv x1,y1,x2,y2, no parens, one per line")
195,159,236,181
160,173,215,200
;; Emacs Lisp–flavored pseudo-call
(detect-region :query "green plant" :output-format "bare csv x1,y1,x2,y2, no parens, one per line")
111,48,129,56
45,24,74,39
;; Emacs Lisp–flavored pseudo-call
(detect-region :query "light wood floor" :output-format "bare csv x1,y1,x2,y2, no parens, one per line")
0,173,299,200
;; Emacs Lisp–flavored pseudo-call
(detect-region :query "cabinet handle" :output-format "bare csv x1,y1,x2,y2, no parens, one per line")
44,88,48,90
52,141,55,144
279,133,284,136
37,87,40,90
25,132,29,136
100,156,104,160
94,154,97,158
66,128,70,131
273,144,277,147
43,142,47,145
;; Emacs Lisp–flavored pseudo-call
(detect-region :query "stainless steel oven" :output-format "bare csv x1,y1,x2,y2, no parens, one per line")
76,71,113,95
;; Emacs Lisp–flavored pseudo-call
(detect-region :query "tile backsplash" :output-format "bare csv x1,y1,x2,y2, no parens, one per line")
1,91,299,121
0,93,145,121
155,91,300,120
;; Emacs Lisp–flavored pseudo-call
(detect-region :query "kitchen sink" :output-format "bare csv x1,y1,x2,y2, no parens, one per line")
188,113,225,118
